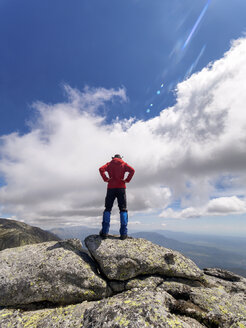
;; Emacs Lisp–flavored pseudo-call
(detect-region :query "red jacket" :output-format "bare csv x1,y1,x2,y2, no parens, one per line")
99,158,135,189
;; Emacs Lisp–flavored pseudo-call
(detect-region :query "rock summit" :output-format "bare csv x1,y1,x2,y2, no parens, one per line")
0,234,246,327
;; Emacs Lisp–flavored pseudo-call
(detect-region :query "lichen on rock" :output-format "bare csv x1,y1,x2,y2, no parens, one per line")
82,287,204,328
85,235,204,282
0,234,246,328
0,239,109,306
0,301,95,328
159,277,246,328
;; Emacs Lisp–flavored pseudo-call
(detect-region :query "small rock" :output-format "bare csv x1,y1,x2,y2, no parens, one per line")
204,268,243,282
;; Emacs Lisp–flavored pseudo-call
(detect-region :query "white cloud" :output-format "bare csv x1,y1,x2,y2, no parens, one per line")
207,196,246,215
160,196,246,219
1,37,246,227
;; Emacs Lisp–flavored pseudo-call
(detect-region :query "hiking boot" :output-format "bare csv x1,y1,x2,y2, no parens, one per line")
120,234,128,240
99,230,108,239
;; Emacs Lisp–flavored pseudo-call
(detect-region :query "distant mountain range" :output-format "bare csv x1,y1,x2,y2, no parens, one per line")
0,218,60,251
50,226,99,245
155,230,246,257
50,226,246,277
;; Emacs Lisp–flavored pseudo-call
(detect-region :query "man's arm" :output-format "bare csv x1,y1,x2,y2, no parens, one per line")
99,163,110,182
124,163,135,183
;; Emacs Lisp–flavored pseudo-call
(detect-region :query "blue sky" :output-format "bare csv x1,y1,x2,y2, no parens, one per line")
0,0,246,235
1,0,246,133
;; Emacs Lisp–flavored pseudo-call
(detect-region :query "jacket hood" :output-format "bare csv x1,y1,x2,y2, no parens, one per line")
111,158,124,164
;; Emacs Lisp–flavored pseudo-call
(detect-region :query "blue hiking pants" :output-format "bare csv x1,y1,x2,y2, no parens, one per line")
102,188,128,235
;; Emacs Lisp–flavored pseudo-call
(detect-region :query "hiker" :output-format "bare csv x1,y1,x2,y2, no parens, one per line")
99,154,135,240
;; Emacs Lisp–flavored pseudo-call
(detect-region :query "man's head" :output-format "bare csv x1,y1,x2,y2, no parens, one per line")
112,154,122,159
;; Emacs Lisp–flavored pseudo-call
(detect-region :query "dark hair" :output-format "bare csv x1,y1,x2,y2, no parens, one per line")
112,154,122,159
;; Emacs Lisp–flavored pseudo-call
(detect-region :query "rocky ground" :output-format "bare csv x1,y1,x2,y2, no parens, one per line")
0,234,246,327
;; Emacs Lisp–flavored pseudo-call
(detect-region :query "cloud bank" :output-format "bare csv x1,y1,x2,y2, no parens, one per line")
1,37,246,227
160,196,246,219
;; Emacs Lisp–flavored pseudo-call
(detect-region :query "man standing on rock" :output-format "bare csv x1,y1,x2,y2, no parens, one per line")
99,154,135,240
